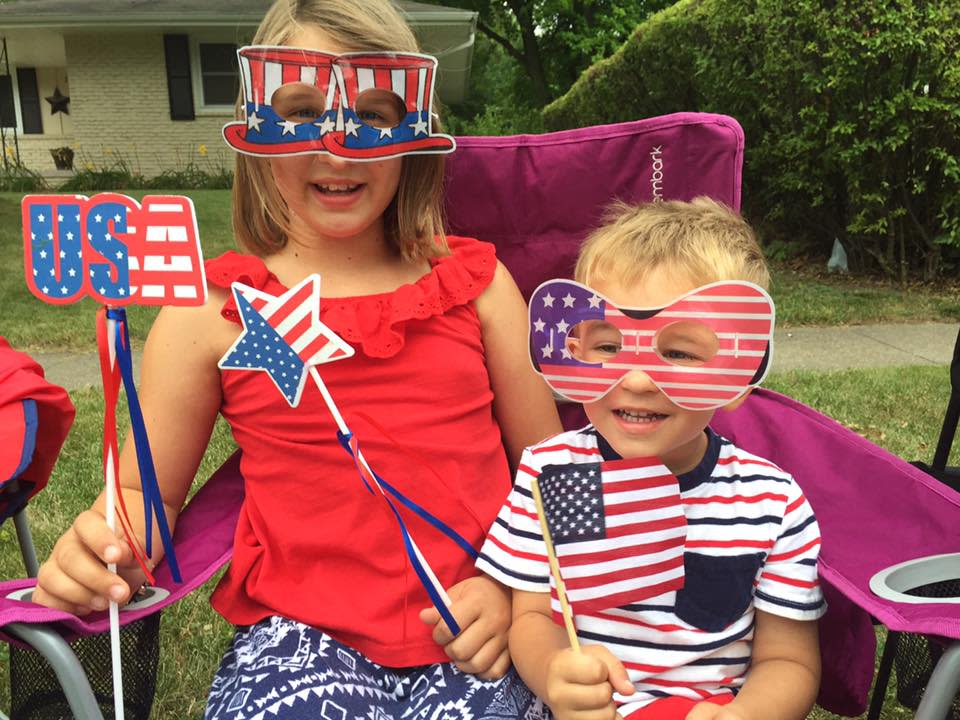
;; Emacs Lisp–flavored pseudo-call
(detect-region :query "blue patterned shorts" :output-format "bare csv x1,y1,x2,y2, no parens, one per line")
205,616,550,720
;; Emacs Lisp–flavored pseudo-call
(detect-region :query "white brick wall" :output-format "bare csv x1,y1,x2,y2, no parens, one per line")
64,32,234,178
4,134,75,173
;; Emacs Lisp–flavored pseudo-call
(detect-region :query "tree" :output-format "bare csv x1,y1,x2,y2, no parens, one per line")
425,0,673,106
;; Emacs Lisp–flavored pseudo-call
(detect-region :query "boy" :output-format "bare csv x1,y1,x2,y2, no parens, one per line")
477,198,825,720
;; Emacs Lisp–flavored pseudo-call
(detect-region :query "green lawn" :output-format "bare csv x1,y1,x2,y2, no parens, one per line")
771,265,960,328
3,190,960,352
2,363,956,718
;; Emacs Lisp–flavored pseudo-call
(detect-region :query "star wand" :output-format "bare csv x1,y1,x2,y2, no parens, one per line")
219,275,478,636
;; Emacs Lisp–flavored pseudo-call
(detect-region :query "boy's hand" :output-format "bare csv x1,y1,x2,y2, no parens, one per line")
545,645,634,720
418,575,512,680
33,509,145,616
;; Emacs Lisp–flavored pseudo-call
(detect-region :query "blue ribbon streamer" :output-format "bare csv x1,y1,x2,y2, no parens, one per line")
337,430,479,636
107,308,181,583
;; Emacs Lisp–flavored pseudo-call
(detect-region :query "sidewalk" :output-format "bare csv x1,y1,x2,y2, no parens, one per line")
29,321,958,392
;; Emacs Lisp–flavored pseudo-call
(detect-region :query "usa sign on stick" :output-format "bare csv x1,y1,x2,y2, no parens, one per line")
23,193,206,306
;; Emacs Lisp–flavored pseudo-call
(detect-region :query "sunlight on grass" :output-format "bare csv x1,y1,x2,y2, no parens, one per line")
767,365,959,467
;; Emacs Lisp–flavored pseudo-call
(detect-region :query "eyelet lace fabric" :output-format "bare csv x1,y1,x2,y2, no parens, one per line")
205,236,496,358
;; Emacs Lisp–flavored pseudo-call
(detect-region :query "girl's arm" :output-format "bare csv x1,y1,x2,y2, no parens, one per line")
475,260,562,468
687,611,821,720
33,291,230,614
419,261,560,676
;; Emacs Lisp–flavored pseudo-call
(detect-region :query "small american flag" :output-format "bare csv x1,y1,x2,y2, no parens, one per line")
537,456,686,614
219,275,354,406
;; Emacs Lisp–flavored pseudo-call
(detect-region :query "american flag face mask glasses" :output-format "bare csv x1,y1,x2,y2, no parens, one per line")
529,279,775,410
222,46,456,161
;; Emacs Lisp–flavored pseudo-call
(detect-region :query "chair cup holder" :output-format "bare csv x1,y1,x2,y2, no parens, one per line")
6,584,170,611
870,552,960,604
870,554,960,719
6,586,168,720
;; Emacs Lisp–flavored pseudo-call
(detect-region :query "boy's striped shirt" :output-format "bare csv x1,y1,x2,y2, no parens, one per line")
477,426,825,714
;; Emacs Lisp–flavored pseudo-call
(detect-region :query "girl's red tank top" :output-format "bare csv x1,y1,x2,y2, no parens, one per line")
205,236,511,667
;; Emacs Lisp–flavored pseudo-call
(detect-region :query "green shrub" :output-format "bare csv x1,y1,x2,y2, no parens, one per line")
58,153,233,192
58,166,143,192
543,0,960,280
143,163,233,190
0,161,47,192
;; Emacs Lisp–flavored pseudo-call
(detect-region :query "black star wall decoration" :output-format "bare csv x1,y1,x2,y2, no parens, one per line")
45,87,70,115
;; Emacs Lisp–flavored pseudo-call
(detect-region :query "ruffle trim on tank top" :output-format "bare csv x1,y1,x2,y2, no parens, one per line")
205,236,496,358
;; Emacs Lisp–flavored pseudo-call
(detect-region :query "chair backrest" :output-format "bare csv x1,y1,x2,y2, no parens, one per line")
1,398,38,525
444,113,744,300
1,339,75,527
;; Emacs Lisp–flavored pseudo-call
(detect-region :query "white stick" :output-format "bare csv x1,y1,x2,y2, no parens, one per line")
104,315,125,720
308,366,453,608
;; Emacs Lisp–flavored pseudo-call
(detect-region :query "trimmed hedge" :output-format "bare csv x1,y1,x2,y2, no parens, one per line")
543,0,960,279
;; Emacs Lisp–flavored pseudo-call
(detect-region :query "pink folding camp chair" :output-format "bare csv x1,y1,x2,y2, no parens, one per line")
2,112,958,720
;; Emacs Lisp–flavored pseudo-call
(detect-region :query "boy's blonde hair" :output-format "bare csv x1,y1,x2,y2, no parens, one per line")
232,0,447,261
575,197,770,290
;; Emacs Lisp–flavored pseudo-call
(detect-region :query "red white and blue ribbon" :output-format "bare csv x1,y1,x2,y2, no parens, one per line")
106,308,181,581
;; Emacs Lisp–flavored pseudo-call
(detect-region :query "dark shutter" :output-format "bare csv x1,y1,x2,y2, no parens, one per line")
0,74,15,127
163,34,195,121
16,68,42,133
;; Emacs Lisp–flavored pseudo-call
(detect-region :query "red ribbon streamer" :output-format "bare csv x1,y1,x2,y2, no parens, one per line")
95,307,155,585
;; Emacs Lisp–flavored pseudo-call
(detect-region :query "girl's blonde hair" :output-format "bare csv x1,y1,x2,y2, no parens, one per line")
232,0,447,261
574,197,770,289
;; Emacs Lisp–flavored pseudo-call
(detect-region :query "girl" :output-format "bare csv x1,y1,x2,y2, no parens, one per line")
33,0,562,717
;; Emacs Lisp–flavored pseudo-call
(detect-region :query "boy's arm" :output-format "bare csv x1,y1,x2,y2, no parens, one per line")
511,589,634,720
687,611,820,720
510,589,570,700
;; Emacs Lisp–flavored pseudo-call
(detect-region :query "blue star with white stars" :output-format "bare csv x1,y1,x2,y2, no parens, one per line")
219,290,307,406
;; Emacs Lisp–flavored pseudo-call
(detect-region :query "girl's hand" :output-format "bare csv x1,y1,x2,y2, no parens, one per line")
544,644,633,720
33,509,146,616
418,575,512,680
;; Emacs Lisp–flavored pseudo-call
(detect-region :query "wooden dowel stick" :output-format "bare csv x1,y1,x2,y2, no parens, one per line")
531,478,580,652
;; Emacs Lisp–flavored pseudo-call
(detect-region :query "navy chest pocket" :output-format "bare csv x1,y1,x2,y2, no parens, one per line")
674,552,765,632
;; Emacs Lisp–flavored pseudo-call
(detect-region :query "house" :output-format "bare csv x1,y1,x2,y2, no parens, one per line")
0,0,477,179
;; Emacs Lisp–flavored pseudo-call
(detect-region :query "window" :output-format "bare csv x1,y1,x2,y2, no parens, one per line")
0,74,16,128
198,43,238,107
0,68,43,133
164,34,195,121
17,68,42,133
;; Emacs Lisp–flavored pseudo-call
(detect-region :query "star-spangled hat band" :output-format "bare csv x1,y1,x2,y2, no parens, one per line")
529,278,775,410
222,46,456,161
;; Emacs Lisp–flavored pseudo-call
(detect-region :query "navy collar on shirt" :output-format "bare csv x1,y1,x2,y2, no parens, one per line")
591,426,722,492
